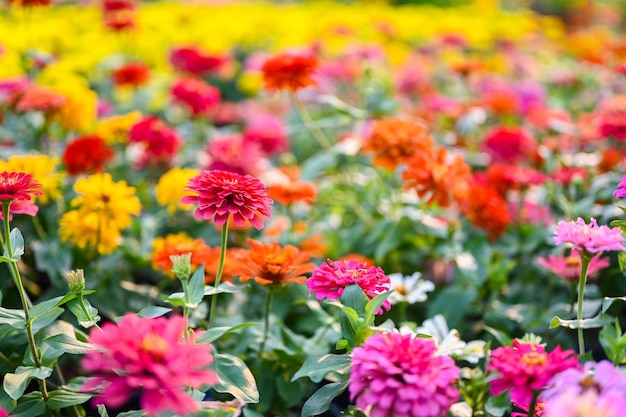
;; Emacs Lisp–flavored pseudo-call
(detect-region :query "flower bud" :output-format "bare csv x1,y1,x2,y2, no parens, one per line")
170,253,192,281
65,269,85,294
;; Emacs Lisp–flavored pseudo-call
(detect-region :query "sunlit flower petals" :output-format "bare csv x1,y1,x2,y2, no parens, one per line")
554,217,625,254
537,251,609,281
261,52,319,92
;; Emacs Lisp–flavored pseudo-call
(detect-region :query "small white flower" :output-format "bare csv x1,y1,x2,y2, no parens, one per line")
415,314,485,363
388,272,435,305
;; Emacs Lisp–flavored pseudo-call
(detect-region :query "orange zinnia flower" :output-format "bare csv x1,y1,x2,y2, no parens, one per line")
261,52,319,92
268,179,317,205
363,118,434,171
112,63,151,87
458,181,510,241
402,147,471,207
232,238,315,286
14,85,66,114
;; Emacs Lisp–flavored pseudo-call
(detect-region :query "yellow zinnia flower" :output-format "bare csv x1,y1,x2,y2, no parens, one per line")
59,210,122,255
155,167,200,214
0,154,62,204
96,111,143,145
51,82,97,132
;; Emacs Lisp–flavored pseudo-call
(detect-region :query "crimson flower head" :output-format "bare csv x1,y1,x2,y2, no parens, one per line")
171,77,220,116
128,116,182,168
307,258,391,312
554,217,625,254
112,62,151,87
488,340,579,406
82,314,216,417
181,170,273,230
261,52,319,92
169,46,228,76
0,172,42,203
62,135,115,176
349,333,460,417
481,125,537,164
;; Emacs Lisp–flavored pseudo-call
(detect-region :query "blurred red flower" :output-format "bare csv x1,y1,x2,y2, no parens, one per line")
481,125,537,164
128,116,182,167
261,52,319,92
170,46,228,76
112,63,151,87
171,77,220,116
459,180,510,240
62,134,115,176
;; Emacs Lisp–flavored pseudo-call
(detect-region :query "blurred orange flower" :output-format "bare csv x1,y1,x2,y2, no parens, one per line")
458,181,510,241
13,85,66,114
363,118,434,171
261,52,319,92
298,233,328,258
268,179,317,205
232,238,315,286
112,63,151,88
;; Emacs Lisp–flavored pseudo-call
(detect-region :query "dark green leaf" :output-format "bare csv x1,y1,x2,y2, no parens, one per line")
203,282,243,296
44,333,95,354
364,291,392,325
11,392,47,417
195,323,260,344
300,381,349,417
186,263,206,308
602,296,626,313
31,307,64,332
292,354,351,383
29,294,75,319
97,404,109,417
3,366,53,400
213,353,259,403
67,298,100,328
0,307,25,329
136,306,172,318
46,387,93,409
340,285,367,316
428,285,477,329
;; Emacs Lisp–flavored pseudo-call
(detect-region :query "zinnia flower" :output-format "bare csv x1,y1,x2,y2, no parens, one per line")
554,217,625,254
0,172,42,203
82,314,217,417
232,238,315,285
349,332,460,417
13,85,65,114
128,116,182,167
458,181,510,240
614,175,626,198
102,0,137,31
169,45,228,76
268,178,317,206
387,272,434,304
111,63,151,87
62,135,115,176
155,167,200,214
537,251,609,281
543,360,626,400
598,95,626,140
481,125,537,164
59,210,121,255
0,200,39,221
488,340,579,406
51,82,98,132
181,170,273,230
363,118,434,171
243,113,289,155
205,134,267,176
307,258,391,312
261,52,319,92
0,154,62,204
544,390,626,417
171,77,220,117
96,111,142,145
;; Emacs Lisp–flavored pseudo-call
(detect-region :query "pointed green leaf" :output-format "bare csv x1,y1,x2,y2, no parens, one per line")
300,381,349,417
29,294,76,319
3,366,53,400
203,282,243,296
195,322,260,344
213,353,259,403
136,306,172,318
364,291,392,325
291,354,351,383
340,284,367,316
186,263,206,308
44,333,95,354
67,298,100,328
11,392,47,417
9,228,24,261
46,387,93,409
97,404,110,417
602,296,626,314
550,314,615,329
0,307,25,329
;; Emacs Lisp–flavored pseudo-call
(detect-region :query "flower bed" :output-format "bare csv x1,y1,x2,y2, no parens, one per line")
1,1,626,416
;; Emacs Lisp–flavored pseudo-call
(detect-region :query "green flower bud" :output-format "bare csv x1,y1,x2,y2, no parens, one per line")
170,253,192,281
65,269,85,294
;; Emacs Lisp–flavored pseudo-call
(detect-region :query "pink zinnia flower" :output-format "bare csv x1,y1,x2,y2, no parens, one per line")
550,167,588,186
537,251,609,281
0,172,43,203
128,116,182,167
0,200,39,221
82,314,217,417
481,126,537,164
488,340,579,406
307,259,391,312
543,360,626,400
205,134,267,177
243,113,289,155
349,333,460,417
181,169,273,229
553,217,625,254
544,390,626,417
171,77,220,117
615,176,626,198
169,46,228,76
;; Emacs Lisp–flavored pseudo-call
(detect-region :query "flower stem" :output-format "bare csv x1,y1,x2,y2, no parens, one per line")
2,202,50,401
576,253,592,355
208,221,229,328
290,93,332,150
527,390,539,417
259,288,274,357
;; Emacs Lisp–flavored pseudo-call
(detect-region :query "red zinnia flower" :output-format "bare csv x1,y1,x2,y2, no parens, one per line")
0,172,43,203
128,116,182,167
598,95,626,140
481,125,537,164
459,180,510,240
102,0,137,31
261,52,319,92
62,135,115,176
112,63,151,87
181,170,273,230
171,77,220,116
169,46,228,76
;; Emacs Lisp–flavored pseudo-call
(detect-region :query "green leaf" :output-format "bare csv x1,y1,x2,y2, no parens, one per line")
195,322,260,344
602,296,626,313
163,292,186,307
291,354,351,383
364,291,392,325
213,353,259,403
46,387,93,409
136,306,172,318
203,282,243,296
300,381,349,417
29,294,75,319
31,307,64,332
3,366,53,400
242,409,265,417
67,298,100,328
97,404,110,417
31,240,73,288
549,314,615,329
340,284,367,316
428,285,477,329
44,333,95,354
9,228,24,261
186,263,206,308
117,411,147,417
11,392,47,417
0,307,25,329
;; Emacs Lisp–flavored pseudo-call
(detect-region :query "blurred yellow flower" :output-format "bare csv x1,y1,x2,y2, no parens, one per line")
51,83,97,132
0,154,62,204
59,210,121,255
96,111,143,145
155,167,200,214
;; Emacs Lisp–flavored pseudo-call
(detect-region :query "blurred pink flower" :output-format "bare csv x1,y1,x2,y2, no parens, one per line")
205,134,267,176
508,200,553,226
181,169,272,229
349,333,460,417
482,126,537,164
243,113,289,155
169,45,228,76
128,116,182,168
598,95,626,140
537,251,609,281
614,175,626,198
554,217,625,254
307,258,391,312
82,314,216,417
488,340,579,406
543,360,626,400
545,390,626,417
0,200,39,221
550,167,588,186
171,77,220,117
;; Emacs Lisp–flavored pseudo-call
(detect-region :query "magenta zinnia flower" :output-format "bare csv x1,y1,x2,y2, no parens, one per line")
0,172,43,203
307,258,391,312
349,332,460,417
553,217,625,254
488,340,579,406
537,251,610,281
544,390,626,417
181,169,273,229
543,360,626,400
82,314,217,417
615,176,626,198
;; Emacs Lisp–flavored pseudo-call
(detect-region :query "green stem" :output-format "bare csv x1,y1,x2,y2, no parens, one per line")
208,222,229,328
2,202,50,401
527,390,539,417
31,215,48,241
259,289,274,357
290,93,332,150
577,253,592,355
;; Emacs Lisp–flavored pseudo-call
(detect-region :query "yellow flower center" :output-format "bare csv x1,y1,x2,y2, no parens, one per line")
395,283,407,295
521,351,547,366
140,334,169,360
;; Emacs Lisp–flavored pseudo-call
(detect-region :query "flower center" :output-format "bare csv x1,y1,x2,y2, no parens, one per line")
395,283,407,295
140,334,168,360
565,256,581,267
579,375,600,391
521,351,547,366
